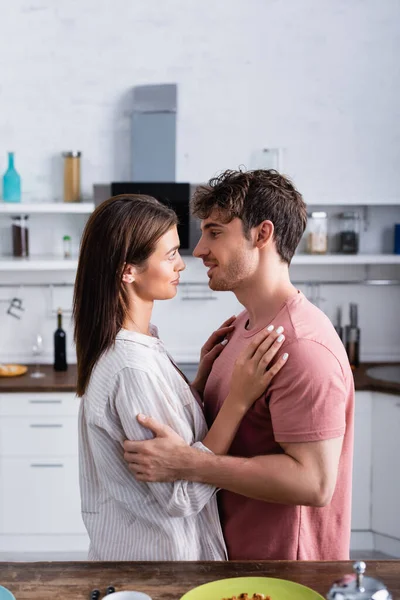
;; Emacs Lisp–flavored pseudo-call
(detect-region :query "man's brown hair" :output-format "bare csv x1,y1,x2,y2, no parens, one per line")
191,169,307,264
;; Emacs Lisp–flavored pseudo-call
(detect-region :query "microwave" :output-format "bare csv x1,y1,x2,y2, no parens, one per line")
93,182,201,255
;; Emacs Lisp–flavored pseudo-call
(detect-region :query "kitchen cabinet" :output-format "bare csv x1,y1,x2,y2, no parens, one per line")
351,391,373,531
0,456,85,535
0,392,88,553
371,392,400,540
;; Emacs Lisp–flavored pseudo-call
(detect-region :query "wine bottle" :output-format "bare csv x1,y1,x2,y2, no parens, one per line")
54,308,68,371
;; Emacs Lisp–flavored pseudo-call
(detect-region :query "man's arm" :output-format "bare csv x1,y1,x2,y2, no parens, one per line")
124,416,343,507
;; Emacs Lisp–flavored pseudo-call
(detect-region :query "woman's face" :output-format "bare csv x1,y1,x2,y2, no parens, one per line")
133,226,186,301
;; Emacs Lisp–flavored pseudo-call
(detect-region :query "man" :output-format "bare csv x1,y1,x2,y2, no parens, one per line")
123,169,354,560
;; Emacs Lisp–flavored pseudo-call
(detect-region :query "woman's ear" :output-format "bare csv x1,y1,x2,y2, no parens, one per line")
122,263,136,284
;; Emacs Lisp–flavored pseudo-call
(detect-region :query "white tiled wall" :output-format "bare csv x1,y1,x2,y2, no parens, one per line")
0,0,399,363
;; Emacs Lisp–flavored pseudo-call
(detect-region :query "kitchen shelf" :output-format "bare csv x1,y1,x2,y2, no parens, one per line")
0,257,78,271
307,199,400,206
292,254,400,265
0,203,94,214
0,254,399,271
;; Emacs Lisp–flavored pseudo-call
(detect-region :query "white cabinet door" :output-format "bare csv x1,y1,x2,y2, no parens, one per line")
351,392,373,531
0,393,80,417
0,456,85,535
0,416,78,457
371,392,400,540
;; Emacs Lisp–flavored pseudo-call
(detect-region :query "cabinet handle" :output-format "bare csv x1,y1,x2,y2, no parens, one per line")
29,400,62,404
30,463,64,468
29,424,63,428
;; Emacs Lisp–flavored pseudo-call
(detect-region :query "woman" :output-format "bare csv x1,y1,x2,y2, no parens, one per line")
73,194,287,560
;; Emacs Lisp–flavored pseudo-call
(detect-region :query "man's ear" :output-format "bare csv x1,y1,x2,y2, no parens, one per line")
255,220,274,248
122,263,136,284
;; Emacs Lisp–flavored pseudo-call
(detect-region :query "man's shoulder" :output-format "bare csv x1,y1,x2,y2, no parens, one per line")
285,294,349,366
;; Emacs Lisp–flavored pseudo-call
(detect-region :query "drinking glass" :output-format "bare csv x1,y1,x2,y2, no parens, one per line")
30,334,45,378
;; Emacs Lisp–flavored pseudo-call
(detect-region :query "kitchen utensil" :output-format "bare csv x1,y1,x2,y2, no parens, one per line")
307,212,328,254
334,306,343,341
63,151,81,202
0,364,28,377
180,576,324,599
338,212,360,254
327,561,392,599
345,303,360,369
6,297,24,319
394,224,400,254
0,586,16,600
11,215,29,257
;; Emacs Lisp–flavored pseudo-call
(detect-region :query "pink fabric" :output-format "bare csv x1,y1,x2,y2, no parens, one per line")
204,291,354,560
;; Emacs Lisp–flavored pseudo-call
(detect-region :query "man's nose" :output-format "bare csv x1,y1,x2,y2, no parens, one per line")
193,236,208,258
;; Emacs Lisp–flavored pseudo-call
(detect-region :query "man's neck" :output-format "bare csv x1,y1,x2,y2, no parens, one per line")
234,263,298,330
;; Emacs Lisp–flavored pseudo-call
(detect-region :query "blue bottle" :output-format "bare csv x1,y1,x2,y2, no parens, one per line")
2,152,21,202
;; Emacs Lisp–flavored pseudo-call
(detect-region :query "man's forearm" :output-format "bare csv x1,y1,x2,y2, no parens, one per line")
179,447,326,507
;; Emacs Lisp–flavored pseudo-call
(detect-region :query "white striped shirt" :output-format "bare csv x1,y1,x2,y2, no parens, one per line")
78,327,227,560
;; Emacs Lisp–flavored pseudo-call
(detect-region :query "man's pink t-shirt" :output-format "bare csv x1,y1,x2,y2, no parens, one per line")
204,291,354,560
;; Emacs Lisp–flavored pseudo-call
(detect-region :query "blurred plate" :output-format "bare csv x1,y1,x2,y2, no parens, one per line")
0,586,16,600
180,576,324,600
0,364,28,377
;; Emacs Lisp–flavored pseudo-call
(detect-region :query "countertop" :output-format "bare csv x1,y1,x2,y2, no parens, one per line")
0,560,399,599
0,363,399,395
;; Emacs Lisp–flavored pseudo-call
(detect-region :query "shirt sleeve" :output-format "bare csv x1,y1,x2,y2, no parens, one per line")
102,367,217,519
268,339,348,443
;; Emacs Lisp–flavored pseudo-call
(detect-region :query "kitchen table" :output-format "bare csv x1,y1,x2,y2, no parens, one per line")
0,560,399,599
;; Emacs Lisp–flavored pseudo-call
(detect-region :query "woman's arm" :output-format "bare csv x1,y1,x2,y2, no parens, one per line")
200,326,288,455
105,367,218,519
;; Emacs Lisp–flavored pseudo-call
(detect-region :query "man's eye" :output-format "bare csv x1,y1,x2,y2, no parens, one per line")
210,231,221,238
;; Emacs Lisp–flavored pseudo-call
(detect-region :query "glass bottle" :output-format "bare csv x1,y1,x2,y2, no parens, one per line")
63,151,81,202
3,152,21,203
307,212,328,254
54,308,68,371
11,215,29,257
63,235,72,258
339,211,360,254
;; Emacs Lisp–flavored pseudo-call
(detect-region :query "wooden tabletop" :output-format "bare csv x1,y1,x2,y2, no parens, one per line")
1,362,400,395
0,561,399,599
0,364,77,392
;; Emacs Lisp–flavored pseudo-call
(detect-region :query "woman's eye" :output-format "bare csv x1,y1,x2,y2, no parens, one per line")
168,250,177,260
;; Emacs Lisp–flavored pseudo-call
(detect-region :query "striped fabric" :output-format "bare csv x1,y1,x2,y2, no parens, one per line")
78,327,227,560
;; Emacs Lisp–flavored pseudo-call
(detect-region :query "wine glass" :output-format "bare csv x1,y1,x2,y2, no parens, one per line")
30,333,45,379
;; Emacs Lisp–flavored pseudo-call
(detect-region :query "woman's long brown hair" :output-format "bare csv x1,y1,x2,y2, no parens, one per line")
73,194,177,396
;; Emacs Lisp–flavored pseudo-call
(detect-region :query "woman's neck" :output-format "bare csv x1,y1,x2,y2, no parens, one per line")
123,298,154,336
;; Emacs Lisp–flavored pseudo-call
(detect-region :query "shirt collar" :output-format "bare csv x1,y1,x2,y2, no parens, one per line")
116,325,161,348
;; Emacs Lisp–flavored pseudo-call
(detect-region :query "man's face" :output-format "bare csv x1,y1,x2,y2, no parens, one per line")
192,211,257,291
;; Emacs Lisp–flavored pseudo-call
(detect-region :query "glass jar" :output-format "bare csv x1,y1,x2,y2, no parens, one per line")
63,151,81,202
339,211,360,254
307,212,328,254
11,215,29,257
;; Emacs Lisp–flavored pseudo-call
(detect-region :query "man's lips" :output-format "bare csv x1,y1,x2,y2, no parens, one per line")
204,263,217,276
